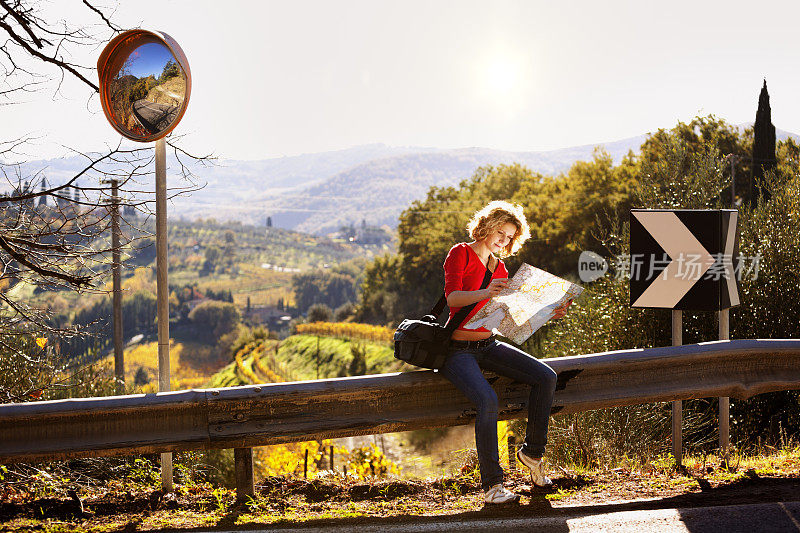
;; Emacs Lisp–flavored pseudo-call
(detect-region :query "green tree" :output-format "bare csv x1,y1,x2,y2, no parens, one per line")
201,245,221,275
334,301,356,322
188,300,241,344
639,115,752,207
355,253,406,325
124,290,157,337
291,261,362,313
129,78,149,102
134,367,149,387
159,59,180,82
348,343,368,375
307,303,333,323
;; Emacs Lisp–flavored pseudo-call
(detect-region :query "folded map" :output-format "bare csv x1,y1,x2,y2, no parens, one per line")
463,263,583,344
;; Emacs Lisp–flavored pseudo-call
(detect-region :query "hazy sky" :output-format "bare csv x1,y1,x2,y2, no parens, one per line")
4,0,800,161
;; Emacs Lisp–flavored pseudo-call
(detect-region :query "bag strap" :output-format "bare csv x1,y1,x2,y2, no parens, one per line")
430,248,494,318
443,267,493,333
430,245,473,316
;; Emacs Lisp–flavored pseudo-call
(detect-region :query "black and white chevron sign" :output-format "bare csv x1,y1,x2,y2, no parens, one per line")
629,209,740,311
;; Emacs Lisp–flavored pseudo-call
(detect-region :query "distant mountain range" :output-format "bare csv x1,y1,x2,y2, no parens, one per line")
8,125,798,236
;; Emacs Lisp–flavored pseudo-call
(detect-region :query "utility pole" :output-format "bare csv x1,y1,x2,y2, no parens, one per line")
111,179,124,394
103,178,124,394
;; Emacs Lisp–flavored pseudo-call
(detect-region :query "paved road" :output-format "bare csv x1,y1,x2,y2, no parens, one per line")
213,501,800,532
132,99,179,134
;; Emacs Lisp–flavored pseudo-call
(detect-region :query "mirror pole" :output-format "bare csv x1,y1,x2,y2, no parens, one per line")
155,137,173,491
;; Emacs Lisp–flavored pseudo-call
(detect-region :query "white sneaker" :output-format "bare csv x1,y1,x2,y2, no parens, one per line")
483,483,520,504
516,449,553,487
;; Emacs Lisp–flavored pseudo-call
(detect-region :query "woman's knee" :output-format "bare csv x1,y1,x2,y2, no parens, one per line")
543,365,558,389
516,360,558,390
476,386,499,414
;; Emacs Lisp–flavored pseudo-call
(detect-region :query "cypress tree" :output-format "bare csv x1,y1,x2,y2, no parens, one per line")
38,179,47,207
750,79,776,208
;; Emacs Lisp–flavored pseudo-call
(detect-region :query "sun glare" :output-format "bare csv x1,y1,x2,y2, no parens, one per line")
486,58,518,95
477,47,534,114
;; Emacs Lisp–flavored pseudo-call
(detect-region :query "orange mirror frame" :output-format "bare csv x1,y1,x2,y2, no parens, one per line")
97,30,191,142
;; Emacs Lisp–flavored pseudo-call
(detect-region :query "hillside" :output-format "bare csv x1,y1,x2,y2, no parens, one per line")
171,136,655,232
8,125,798,235
5,143,432,224
23,217,378,366
264,144,638,234
204,332,399,388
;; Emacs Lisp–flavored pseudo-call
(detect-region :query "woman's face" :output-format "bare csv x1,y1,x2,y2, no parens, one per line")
483,222,517,254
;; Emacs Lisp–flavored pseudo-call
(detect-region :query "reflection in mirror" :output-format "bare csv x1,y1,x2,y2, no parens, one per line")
107,40,186,139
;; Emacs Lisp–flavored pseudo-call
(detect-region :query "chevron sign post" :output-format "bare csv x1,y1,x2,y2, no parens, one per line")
630,209,740,310
629,209,741,465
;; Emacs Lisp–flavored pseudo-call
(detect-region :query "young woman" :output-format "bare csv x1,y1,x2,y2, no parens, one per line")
441,200,571,504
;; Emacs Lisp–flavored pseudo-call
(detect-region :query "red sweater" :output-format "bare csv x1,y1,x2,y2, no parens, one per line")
443,242,508,332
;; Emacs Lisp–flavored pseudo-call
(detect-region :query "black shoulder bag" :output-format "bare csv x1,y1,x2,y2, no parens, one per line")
393,261,493,370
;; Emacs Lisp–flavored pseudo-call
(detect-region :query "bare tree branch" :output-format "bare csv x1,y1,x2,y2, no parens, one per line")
0,16,98,91
0,0,48,48
81,0,121,33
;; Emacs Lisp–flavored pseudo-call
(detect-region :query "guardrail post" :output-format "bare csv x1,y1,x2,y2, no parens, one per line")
672,310,682,466
719,308,730,458
234,447,255,501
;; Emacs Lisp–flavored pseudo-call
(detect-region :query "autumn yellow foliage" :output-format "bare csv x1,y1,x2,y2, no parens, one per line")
296,322,393,343
253,440,347,478
235,340,296,383
497,420,511,467
252,440,400,480
344,442,401,478
101,340,209,391
235,350,261,384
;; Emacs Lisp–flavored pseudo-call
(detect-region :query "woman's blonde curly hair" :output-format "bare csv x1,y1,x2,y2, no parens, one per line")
466,200,531,258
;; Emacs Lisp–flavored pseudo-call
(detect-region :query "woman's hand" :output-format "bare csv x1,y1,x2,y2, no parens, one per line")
552,299,573,320
483,278,508,299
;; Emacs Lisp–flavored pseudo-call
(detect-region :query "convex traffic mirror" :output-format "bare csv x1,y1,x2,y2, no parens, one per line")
98,30,191,142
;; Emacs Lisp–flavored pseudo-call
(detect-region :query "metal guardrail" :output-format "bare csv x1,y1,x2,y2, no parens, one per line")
2,339,799,465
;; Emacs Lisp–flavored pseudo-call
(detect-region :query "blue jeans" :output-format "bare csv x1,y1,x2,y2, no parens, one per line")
440,339,557,491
